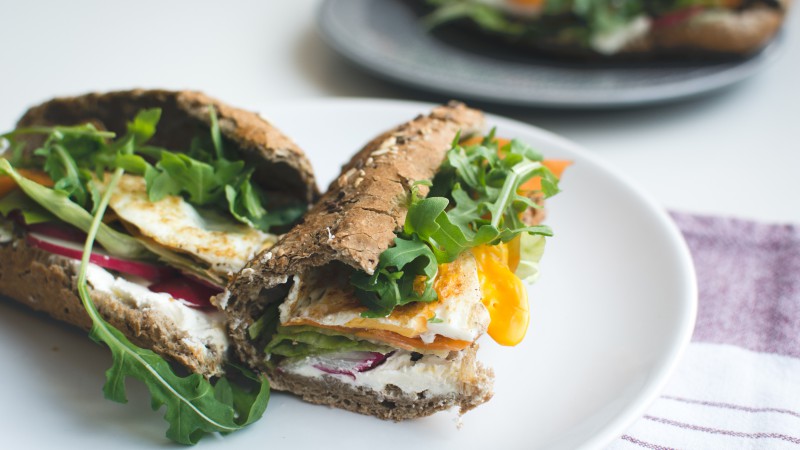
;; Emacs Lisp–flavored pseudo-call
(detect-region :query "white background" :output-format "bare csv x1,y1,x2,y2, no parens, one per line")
1,0,798,224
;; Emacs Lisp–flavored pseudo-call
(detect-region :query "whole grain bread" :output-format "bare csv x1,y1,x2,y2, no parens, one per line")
223,102,485,365
0,224,227,377
220,102,491,419
16,89,319,204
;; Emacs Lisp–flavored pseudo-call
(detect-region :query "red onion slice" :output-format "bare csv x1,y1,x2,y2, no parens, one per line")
311,351,391,380
148,277,221,310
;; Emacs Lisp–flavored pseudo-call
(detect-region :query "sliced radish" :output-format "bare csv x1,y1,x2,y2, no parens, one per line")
311,351,391,380
148,277,221,310
26,232,176,282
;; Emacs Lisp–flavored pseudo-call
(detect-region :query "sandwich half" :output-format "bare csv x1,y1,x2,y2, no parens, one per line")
0,90,318,442
223,102,566,420
424,0,791,58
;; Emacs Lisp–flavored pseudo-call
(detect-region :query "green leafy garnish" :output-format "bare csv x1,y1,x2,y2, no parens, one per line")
351,132,559,317
2,107,302,233
74,163,269,445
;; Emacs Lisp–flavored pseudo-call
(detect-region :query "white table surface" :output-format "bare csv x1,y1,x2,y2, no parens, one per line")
2,0,798,224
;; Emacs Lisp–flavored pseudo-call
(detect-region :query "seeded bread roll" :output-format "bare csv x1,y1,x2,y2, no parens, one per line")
221,102,495,419
1,89,320,378
225,102,485,362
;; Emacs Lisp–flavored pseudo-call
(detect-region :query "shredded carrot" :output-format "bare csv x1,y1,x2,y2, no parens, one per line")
520,159,572,192
0,169,53,199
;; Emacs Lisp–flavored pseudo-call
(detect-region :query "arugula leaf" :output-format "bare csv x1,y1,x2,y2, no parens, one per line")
352,133,559,317
136,106,300,232
76,165,269,445
3,107,302,234
351,235,439,318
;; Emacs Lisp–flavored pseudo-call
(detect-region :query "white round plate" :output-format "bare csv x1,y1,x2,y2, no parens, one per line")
318,0,783,109
0,99,696,450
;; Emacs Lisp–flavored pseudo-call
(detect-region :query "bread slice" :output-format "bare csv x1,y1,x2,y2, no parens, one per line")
222,102,497,419
1,89,320,377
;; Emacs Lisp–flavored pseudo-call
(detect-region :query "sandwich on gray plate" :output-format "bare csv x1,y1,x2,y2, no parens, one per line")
222,102,567,420
424,0,791,58
0,89,318,444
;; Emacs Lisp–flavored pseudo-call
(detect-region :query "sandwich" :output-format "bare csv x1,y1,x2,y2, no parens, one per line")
222,102,568,420
423,0,790,58
0,89,317,443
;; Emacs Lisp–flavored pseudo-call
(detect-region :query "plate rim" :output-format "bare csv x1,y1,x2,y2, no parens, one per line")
260,96,699,449
316,0,783,109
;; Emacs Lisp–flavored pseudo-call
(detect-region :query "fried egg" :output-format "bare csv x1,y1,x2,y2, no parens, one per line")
106,174,277,277
279,252,490,353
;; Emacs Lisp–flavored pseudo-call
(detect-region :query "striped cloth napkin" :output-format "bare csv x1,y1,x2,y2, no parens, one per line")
608,212,800,450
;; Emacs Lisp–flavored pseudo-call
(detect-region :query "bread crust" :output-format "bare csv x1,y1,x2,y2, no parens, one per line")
0,224,226,377
268,344,494,420
633,4,789,56
16,89,319,204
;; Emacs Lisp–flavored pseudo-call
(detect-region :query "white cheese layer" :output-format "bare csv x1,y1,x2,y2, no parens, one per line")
280,350,462,397
83,262,228,353
106,174,277,277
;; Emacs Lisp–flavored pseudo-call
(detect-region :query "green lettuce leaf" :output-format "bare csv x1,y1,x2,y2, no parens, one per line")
0,189,55,225
264,326,392,359
515,233,546,282
0,159,150,259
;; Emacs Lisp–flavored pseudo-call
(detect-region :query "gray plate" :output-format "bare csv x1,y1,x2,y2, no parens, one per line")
317,0,784,109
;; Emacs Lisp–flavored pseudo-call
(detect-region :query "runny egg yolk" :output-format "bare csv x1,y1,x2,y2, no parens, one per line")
471,240,529,346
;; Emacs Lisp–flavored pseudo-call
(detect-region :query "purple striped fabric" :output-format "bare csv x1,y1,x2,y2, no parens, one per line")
670,212,800,359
